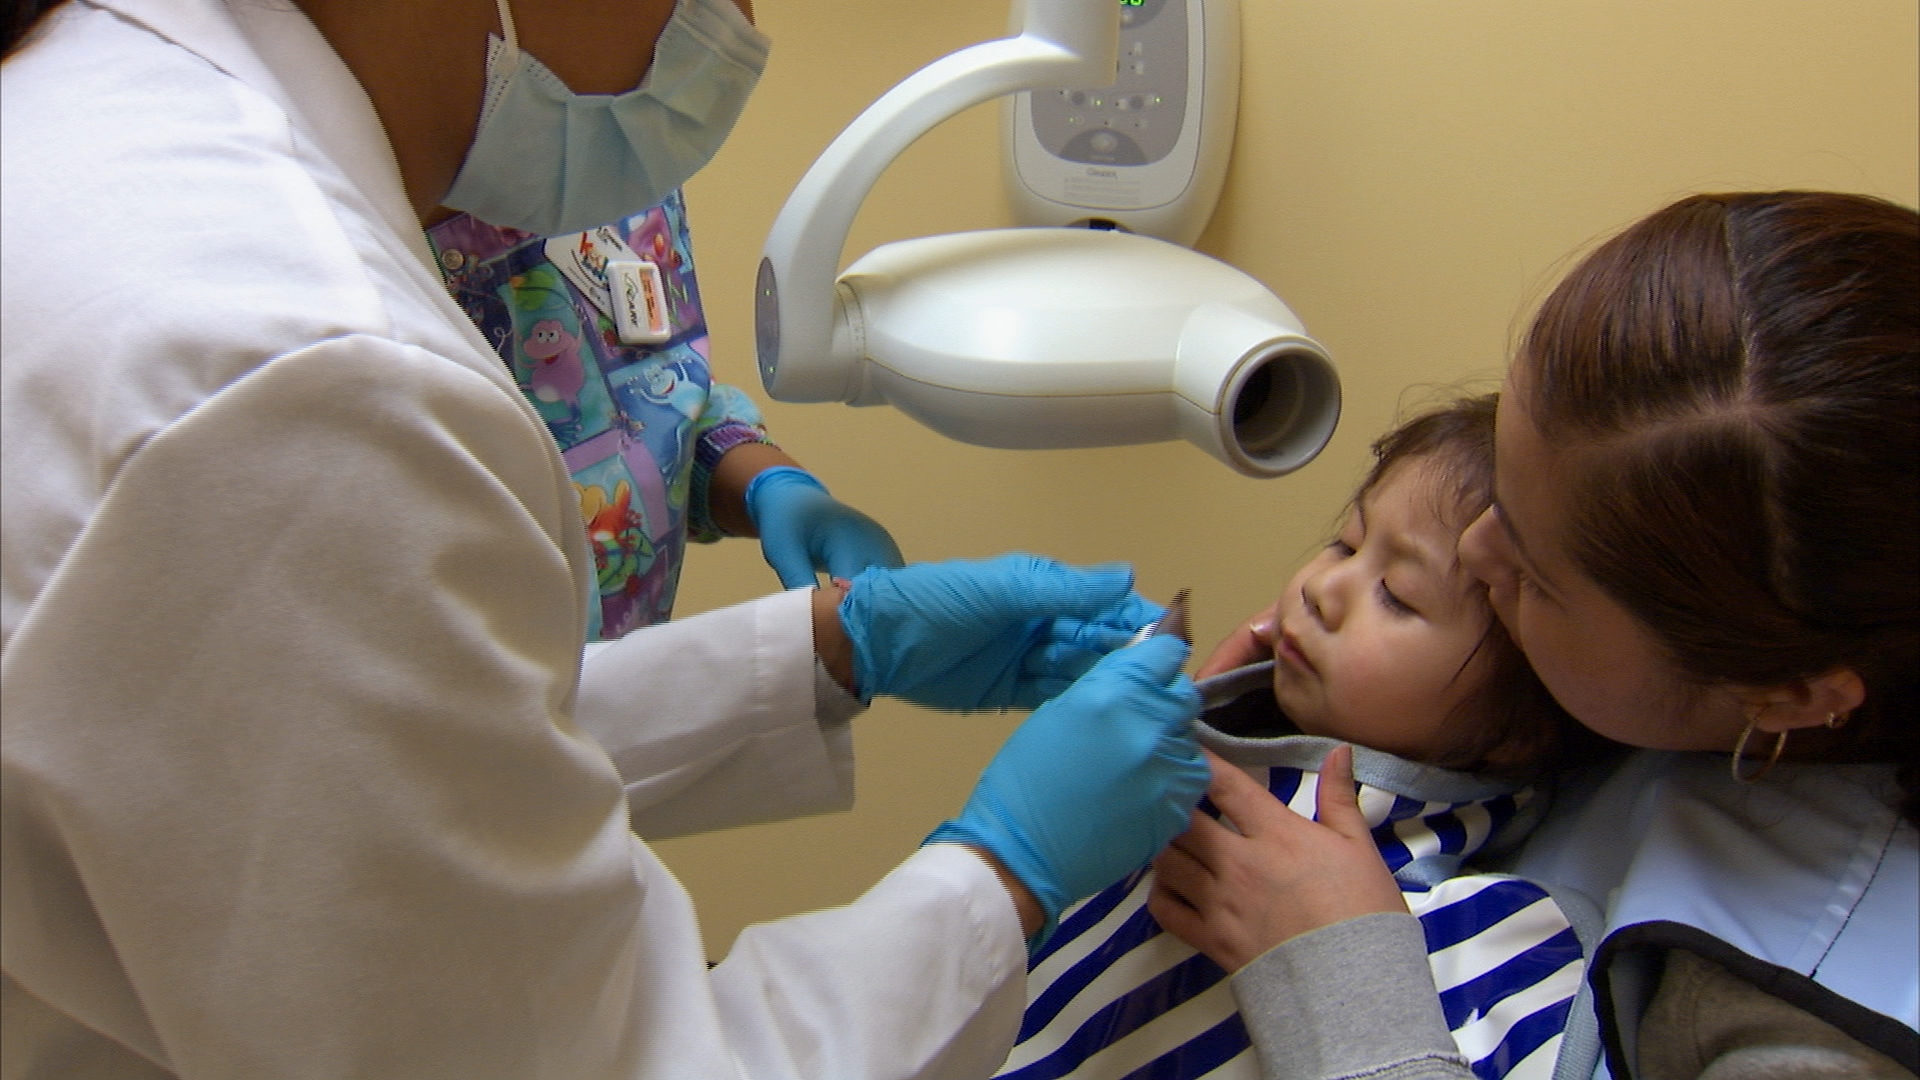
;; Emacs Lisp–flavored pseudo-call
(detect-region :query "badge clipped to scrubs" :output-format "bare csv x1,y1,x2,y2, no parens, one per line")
545,229,673,345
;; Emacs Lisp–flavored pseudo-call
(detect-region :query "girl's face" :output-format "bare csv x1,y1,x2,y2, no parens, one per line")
1457,375,1749,750
1260,458,1495,761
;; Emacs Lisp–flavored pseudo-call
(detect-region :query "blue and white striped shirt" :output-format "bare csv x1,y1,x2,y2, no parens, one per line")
997,736,1588,1080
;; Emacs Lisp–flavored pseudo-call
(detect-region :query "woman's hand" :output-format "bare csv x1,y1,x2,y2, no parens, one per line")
928,635,1207,932
708,445,906,589
1148,746,1407,973
837,555,1155,710
1194,600,1280,679
746,466,904,589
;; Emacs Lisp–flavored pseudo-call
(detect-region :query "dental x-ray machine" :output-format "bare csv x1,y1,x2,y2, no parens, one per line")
755,0,1339,478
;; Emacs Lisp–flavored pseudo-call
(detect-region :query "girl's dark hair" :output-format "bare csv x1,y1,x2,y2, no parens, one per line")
1358,394,1606,778
4,0,65,57
1523,191,1920,823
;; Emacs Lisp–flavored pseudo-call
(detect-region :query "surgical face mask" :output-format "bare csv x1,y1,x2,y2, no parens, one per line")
442,0,768,236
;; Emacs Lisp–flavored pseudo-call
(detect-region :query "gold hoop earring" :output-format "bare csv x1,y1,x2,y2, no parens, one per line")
1824,711,1849,730
1731,714,1788,784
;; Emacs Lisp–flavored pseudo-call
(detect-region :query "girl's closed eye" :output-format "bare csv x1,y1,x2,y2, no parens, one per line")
1376,579,1418,616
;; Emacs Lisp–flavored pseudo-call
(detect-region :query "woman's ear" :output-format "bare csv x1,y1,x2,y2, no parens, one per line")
1741,668,1867,732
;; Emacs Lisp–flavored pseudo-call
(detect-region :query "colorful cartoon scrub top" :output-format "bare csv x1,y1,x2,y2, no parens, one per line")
427,191,773,640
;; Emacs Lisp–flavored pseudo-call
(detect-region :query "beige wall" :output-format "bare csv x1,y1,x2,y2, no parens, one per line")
657,0,1919,958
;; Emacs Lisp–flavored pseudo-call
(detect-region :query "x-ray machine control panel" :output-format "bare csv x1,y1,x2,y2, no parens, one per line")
1004,0,1239,247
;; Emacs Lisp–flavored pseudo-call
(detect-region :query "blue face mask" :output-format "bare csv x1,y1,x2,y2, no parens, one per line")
442,0,769,236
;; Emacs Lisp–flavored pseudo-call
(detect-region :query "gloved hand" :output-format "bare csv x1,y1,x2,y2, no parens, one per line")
926,634,1208,935
746,466,904,589
838,555,1164,710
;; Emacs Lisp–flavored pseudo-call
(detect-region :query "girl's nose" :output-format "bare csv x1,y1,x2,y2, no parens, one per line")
1300,564,1343,629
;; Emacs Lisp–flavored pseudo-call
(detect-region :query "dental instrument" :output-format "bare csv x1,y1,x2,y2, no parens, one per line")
1129,587,1192,646
1132,589,1276,711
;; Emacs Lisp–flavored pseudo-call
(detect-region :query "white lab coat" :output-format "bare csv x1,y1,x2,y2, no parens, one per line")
0,2,1027,1077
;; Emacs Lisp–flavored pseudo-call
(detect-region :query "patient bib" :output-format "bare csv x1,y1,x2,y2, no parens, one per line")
999,730,1592,1080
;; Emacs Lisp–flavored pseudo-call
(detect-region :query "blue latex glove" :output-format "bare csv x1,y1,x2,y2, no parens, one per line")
745,466,904,589
926,634,1208,936
839,555,1164,710
1013,591,1164,701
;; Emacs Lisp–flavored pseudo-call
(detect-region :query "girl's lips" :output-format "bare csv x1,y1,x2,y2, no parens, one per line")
1277,628,1316,674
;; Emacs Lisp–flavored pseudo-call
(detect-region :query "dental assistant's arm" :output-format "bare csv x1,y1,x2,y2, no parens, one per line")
812,581,859,691
709,441,803,537
834,560,1206,943
716,441,907,590
971,850,1048,939
1,325,1036,1078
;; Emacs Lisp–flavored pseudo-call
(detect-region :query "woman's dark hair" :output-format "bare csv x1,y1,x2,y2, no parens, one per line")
1522,191,1920,823
1357,394,1606,778
4,0,66,57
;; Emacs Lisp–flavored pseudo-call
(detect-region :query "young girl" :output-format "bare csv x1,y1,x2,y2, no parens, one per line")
996,394,1612,1080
